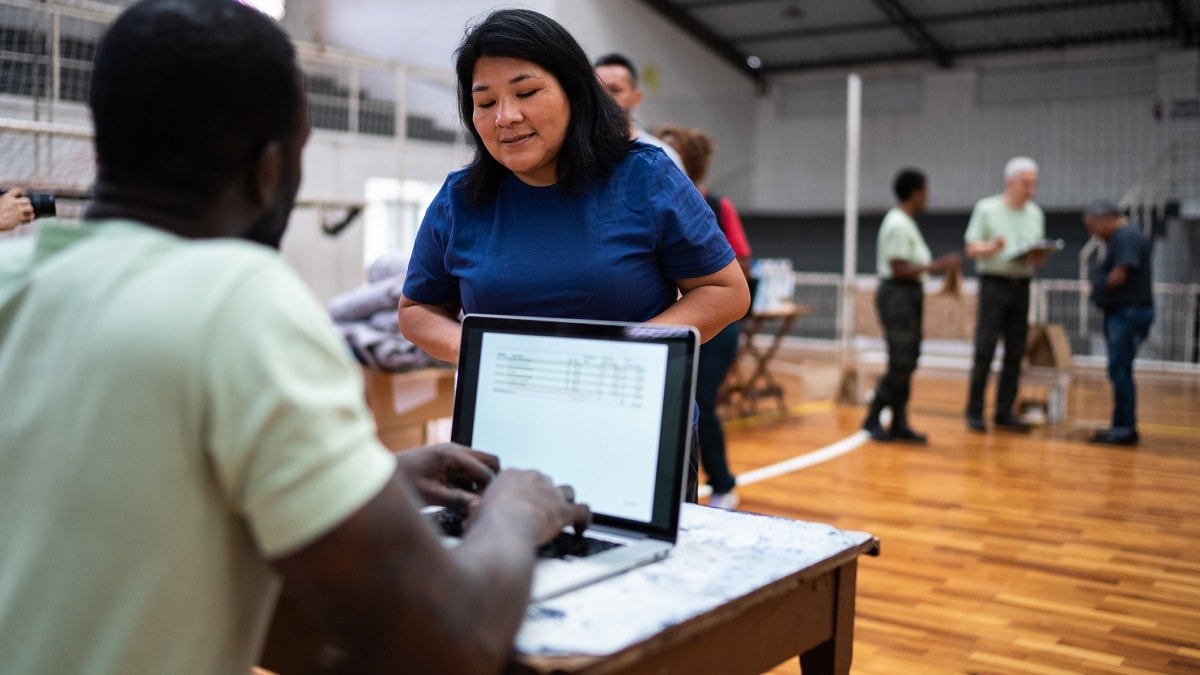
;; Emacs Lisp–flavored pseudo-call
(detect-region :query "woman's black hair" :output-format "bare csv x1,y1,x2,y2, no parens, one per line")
89,0,301,202
454,8,631,207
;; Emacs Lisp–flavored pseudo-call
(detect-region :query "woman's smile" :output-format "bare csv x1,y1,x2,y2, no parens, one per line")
471,56,570,187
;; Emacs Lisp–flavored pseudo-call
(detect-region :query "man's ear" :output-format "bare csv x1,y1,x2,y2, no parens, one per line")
252,141,284,208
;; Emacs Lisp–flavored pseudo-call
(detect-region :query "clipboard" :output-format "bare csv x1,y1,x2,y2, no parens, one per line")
1007,238,1065,261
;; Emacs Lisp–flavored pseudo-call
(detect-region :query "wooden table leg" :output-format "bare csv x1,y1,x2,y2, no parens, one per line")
741,313,797,417
799,561,859,675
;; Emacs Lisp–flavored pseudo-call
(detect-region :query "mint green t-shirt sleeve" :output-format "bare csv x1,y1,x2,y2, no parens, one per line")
964,201,988,243
877,222,909,278
202,260,396,558
881,222,913,262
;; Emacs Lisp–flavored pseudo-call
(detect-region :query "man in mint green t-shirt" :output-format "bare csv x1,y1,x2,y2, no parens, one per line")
0,3,589,674
862,169,961,443
963,156,1048,433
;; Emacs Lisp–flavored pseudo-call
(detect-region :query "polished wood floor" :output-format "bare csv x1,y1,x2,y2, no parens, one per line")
716,368,1200,674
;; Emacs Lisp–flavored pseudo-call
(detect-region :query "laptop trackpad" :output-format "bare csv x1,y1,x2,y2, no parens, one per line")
530,541,671,602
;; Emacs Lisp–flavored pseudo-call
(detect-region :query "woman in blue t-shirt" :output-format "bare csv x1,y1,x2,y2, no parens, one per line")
398,8,749,366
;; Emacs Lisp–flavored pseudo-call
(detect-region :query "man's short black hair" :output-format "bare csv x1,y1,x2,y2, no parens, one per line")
893,168,926,202
89,0,302,201
593,53,638,86
1084,199,1122,217
455,9,630,207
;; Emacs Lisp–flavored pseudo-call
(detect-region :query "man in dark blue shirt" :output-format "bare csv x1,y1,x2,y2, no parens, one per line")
1084,200,1155,446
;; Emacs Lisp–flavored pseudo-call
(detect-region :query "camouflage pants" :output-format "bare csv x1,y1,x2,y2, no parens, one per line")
872,280,924,415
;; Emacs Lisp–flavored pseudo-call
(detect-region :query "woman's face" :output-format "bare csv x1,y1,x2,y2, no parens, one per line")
470,56,571,187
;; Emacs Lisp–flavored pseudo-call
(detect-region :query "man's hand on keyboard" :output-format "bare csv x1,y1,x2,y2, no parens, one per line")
394,442,500,514
472,470,592,545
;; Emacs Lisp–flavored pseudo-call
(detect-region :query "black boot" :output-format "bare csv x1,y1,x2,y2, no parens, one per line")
861,396,892,442
994,410,1032,433
890,408,928,445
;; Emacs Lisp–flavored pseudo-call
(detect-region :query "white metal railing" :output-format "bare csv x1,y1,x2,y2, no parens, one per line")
0,1,463,145
1033,279,1199,369
1120,140,1200,239
1,0,464,219
783,275,1200,371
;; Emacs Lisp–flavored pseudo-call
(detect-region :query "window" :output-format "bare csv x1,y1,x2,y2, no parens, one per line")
362,178,440,268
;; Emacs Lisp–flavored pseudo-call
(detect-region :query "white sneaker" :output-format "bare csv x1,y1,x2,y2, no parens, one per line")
708,491,740,510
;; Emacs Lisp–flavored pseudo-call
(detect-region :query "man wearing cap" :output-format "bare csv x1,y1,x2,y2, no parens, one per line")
1084,201,1154,446
963,156,1047,433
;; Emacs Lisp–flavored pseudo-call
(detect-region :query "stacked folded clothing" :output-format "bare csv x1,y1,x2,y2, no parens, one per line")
328,252,446,373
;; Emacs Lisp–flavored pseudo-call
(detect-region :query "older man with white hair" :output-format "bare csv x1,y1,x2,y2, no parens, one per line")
963,156,1048,433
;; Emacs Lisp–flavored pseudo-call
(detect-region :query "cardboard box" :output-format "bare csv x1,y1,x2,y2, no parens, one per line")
362,367,456,451
1025,324,1073,370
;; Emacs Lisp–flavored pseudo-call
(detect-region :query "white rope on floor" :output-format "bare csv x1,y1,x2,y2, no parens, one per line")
697,429,870,499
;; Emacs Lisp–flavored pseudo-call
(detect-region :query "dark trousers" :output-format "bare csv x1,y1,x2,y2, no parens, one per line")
967,275,1031,419
871,280,923,422
686,426,699,503
1104,305,1155,432
694,321,739,494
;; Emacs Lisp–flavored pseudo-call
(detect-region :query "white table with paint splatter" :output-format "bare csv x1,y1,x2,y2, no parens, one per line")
509,503,880,675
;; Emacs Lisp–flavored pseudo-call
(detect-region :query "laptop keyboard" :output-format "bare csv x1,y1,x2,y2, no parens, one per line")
537,532,622,560
427,508,622,559
428,507,467,536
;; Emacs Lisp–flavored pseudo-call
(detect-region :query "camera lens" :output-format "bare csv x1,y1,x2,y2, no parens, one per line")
27,192,56,219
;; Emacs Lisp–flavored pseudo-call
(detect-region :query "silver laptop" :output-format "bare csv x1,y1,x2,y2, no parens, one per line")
445,313,698,602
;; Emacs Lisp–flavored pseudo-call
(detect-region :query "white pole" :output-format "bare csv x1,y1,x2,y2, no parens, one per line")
841,74,862,369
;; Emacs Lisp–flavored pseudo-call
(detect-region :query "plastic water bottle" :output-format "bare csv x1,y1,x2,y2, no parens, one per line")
751,259,795,312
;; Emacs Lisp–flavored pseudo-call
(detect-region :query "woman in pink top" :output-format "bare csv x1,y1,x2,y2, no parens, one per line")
656,125,751,510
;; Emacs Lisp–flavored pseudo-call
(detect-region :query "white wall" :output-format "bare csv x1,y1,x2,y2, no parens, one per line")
288,2,1199,216
554,0,758,206
282,131,471,303
278,2,1200,299
752,45,1200,213
289,0,756,203
278,0,759,300
286,0,554,70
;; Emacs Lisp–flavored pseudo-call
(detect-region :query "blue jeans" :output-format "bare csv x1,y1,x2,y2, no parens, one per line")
1104,305,1155,432
694,322,739,494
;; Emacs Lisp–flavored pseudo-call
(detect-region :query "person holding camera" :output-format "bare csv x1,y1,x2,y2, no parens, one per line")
0,187,35,232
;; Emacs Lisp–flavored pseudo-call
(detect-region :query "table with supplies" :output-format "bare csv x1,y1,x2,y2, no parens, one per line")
508,504,879,675
721,302,812,417
259,503,878,675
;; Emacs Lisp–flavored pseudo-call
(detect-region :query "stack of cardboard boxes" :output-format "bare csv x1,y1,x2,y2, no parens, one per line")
362,367,456,451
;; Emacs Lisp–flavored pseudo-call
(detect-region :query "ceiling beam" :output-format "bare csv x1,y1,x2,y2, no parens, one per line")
865,0,953,68
636,0,766,89
1158,0,1196,46
681,0,776,8
737,0,1145,46
761,25,1180,74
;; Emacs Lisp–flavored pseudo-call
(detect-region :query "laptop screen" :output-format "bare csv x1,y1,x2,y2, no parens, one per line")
453,314,697,537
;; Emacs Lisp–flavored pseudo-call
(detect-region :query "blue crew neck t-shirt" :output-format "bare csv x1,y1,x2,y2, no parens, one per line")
1091,223,1153,310
403,145,734,322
